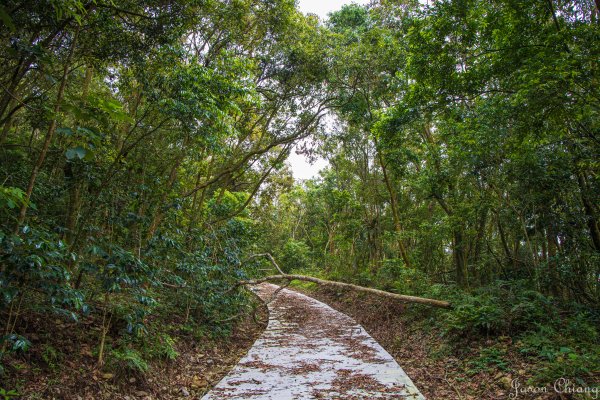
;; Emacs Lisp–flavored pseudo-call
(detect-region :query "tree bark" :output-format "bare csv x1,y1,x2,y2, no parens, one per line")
546,225,560,298
453,229,469,288
64,66,93,244
146,135,189,240
15,27,80,233
375,144,412,269
0,97,16,146
578,174,600,252
239,274,452,309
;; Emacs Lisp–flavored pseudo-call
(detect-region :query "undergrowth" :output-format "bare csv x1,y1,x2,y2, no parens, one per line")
297,266,600,390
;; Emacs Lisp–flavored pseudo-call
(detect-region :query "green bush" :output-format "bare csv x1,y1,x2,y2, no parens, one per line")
279,239,312,272
387,267,431,296
518,318,600,386
0,388,19,400
0,227,84,322
467,345,510,375
376,259,403,284
442,281,561,339
355,270,374,286
507,289,557,332
536,348,600,386
443,293,506,337
41,345,61,371
145,333,179,361
108,348,148,375
518,326,558,360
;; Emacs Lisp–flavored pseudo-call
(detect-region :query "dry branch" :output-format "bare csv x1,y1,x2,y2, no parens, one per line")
239,274,451,309
242,253,450,308
244,253,286,274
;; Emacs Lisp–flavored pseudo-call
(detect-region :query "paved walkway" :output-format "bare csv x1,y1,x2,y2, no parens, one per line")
202,283,425,399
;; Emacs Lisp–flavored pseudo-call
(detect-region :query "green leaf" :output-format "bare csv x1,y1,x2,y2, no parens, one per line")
559,347,572,354
57,127,75,136
0,6,16,32
65,146,87,160
83,148,95,161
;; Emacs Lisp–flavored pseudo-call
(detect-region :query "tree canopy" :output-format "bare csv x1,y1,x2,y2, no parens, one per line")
1,0,598,396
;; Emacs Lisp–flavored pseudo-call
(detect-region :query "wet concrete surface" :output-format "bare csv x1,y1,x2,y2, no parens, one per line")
202,283,425,399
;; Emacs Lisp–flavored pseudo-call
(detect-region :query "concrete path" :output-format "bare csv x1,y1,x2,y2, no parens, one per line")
202,283,425,399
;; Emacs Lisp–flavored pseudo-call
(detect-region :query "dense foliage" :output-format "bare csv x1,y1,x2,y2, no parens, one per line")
255,0,600,388
1,0,598,395
0,0,329,380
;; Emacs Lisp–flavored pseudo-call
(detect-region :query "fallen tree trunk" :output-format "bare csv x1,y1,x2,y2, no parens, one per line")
159,253,451,308
239,274,452,309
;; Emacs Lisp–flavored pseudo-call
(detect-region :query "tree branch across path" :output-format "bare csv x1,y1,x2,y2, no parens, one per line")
240,254,452,309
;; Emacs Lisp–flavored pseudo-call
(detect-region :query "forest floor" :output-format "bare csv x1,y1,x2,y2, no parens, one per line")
3,297,268,400
7,283,591,399
203,283,424,399
292,282,571,400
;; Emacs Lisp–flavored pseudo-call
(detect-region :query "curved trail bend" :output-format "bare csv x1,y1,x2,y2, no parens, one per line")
203,283,425,399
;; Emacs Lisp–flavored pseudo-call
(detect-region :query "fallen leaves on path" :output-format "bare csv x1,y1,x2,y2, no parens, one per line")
203,283,424,399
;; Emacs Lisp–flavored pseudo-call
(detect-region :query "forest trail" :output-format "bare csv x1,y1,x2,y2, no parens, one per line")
202,283,425,399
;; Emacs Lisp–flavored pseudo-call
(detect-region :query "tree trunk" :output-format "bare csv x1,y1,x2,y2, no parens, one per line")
15,27,80,233
146,148,186,240
374,136,412,269
546,226,560,298
471,208,488,284
0,97,16,146
453,229,469,288
240,274,452,308
65,172,83,245
64,66,93,244
578,174,600,252
0,59,28,122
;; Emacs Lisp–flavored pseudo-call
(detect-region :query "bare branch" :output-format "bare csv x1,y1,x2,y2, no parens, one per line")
244,253,285,274
239,274,452,309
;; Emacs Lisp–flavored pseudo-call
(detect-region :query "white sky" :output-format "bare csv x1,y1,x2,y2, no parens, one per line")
297,0,370,19
287,143,329,180
287,0,370,180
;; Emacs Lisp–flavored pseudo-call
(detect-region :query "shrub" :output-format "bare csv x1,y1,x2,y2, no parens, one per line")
145,333,178,361
41,345,61,371
467,345,510,375
108,348,148,375
528,345,600,386
518,315,600,386
443,293,506,338
442,281,561,339
0,388,19,400
279,239,312,272
387,267,431,296
0,334,31,374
